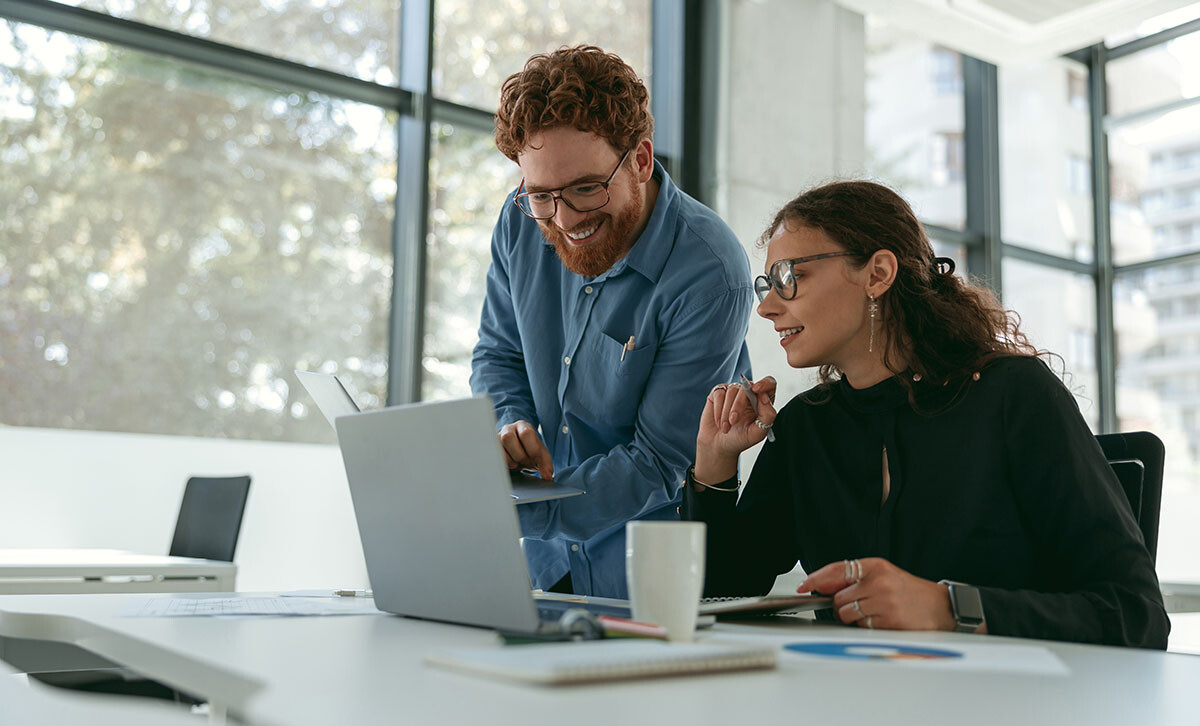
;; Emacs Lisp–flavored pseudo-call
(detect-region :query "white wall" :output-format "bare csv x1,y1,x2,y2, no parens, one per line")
0,425,368,592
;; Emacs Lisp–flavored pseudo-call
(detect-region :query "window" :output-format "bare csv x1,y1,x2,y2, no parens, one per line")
1068,328,1096,372
1105,2,1200,46
422,122,520,401
1067,69,1089,111
1183,147,1200,172
0,22,395,443
48,0,403,84
1115,264,1200,583
931,45,962,95
2,1,682,442
1110,104,1200,264
865,18,966,229
930,131,964,186
1067,153,1091,197
1002,260,1099,429
433,0,652,111
1104,21,1200,268
1106,26,1200,119
999,58,1094,260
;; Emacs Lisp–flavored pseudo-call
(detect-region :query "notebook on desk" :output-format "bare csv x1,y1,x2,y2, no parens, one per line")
335,396,620,635
699,593,831,618
295,370,582,504
426,640,778,685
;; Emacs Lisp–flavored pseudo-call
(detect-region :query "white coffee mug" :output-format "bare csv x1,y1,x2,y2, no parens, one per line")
625,521,706,642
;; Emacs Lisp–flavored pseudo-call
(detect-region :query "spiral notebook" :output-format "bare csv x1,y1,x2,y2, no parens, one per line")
698,593,832,618
425,640,778,685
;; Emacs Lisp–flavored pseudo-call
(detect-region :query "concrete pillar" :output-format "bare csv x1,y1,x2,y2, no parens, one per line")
712,0,867,477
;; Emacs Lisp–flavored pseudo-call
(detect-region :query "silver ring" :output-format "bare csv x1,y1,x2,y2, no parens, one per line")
853,559,863,583
754,419,771,431
843,560,853,581
852,600,863,617
712,384,728,392
865,615,874,630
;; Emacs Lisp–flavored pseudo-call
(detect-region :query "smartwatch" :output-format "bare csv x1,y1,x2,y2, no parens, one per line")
939,580,985,633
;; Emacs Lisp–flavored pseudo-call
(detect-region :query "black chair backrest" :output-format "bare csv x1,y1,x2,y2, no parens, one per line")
169,475,252,562
1095,432,1164,564
1107,459,1145,523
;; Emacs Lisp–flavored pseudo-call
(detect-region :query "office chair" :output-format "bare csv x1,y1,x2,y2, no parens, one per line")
30,475,251,704
1096,432,1164,563
169,475,252,562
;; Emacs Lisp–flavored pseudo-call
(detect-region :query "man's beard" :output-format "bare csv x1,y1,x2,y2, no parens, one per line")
539,184,644,278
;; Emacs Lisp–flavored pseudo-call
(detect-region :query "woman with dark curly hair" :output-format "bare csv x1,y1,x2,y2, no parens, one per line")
683,180,1169,649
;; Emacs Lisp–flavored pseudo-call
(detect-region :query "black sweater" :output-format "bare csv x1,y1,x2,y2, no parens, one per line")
682,356,1169,649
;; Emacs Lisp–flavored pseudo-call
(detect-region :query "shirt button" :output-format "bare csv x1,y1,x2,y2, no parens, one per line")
563,356,571,365
561,425,569,435
584,286,594,295
571,544,580,552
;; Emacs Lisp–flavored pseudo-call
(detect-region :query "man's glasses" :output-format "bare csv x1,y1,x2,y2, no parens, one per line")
753,251,856,302
513,149,632,220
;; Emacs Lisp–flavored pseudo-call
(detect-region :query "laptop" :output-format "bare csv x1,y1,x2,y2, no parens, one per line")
295,370,582,505
295,370,359,428
334,397,626,633
335,397,830,633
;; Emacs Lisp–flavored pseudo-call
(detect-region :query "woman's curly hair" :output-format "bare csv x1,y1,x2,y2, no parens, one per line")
761,180,1043,409
494,45,653,160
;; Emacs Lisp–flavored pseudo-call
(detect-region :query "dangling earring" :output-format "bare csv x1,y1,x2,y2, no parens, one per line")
868,294,878,353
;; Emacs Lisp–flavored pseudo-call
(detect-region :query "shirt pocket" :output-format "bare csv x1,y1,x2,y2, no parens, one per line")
569,328,656,427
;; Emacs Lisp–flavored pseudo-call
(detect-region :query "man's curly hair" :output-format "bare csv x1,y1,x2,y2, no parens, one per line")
494,45,653,161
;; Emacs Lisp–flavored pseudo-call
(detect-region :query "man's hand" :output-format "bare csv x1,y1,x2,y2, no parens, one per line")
498,420,554,481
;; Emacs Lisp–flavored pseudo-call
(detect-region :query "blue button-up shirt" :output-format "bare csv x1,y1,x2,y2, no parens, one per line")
470,161,753,598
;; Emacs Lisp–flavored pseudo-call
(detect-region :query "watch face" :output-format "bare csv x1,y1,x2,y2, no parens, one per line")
952,584,985,623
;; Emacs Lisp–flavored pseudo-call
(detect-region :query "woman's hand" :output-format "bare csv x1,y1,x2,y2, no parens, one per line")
694,376,778,483
797,557,959,632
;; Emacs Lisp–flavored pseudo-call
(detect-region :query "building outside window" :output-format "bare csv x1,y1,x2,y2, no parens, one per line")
1108,16,1200,582
931,44,963,95
1067,153,1091,197
865,19,966,229
1067,68,1089,111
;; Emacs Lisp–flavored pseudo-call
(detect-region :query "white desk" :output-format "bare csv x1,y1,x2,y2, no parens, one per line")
0,593,1197,726
0,549,236,594
2,659,201,726
1169,611,1200,655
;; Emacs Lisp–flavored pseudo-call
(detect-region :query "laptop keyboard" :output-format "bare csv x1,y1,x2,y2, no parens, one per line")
536,598,631,621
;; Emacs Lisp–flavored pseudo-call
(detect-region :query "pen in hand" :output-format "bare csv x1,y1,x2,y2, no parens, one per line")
739,374,775,443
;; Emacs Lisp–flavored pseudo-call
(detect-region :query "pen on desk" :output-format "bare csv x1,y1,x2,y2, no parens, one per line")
620,335,635,362
334,589,372,598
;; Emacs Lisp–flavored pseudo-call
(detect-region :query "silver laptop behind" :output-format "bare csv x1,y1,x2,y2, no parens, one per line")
294,370,359,430
335,397,598,632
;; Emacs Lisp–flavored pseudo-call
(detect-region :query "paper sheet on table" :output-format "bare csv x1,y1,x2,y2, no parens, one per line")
116,597,378,618
709,632,1069,676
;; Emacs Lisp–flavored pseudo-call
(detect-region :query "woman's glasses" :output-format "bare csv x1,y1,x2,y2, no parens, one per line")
753,251,856,302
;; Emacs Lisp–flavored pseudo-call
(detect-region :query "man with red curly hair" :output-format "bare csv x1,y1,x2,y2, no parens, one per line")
471,45,753,598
